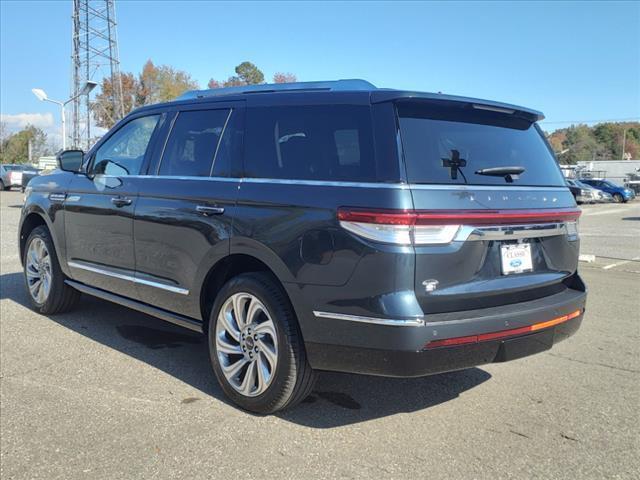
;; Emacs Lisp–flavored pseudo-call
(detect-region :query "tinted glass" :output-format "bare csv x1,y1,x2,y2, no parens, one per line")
93,115,159,176
244,105,377,181
397,103,565,186
159,109,230,177
211,109,243,177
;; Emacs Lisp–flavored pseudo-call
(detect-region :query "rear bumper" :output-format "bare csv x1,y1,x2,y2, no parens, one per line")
307,313,582,377
304,278,587,377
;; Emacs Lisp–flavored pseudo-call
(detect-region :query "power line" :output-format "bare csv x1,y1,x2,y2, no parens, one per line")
540,117,639,125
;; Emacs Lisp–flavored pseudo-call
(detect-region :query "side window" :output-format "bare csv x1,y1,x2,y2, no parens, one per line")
244,105,376,181
158,109,230,177
92,115,160,176
211,109,243,177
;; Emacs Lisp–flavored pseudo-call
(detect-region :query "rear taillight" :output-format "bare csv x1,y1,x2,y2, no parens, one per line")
337,208,581,245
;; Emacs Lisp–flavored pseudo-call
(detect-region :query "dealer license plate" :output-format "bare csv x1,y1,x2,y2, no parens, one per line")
500,243,533,275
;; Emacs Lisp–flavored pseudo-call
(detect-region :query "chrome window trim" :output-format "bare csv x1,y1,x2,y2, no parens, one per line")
313,310,425,327
404,184,568,192
102,175,241,182
68,261,189,295
78,174,569,192
242,178,568,191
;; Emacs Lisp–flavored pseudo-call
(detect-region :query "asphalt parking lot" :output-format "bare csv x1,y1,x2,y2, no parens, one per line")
1,189,638,479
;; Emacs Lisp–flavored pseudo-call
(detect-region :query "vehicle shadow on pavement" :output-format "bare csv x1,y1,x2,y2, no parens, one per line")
1,271,491,428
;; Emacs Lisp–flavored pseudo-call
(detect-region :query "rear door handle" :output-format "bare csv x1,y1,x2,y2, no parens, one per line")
196,205,225,216
111,196,132,207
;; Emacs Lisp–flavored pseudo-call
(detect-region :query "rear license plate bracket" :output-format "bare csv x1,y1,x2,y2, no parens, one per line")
500,243,533,275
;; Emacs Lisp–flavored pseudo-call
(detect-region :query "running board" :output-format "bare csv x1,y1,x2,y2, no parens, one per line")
65,280,203,333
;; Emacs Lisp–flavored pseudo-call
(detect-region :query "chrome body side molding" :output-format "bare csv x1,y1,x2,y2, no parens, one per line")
313,311,425,327
68,261,189,295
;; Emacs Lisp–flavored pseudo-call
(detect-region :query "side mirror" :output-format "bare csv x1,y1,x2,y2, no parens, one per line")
56,149,84,173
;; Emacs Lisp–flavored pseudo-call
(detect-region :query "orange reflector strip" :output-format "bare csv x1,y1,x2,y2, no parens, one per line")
425,309,582,349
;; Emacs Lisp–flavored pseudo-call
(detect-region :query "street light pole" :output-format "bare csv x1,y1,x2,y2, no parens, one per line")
621,129,627,160
31,81,97,151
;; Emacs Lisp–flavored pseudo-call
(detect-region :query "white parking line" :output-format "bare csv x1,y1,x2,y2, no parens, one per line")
583,208,628,217
603,256,640,270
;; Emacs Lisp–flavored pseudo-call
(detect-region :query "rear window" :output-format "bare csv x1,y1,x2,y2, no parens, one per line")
244,105,380,182
397,102,565,186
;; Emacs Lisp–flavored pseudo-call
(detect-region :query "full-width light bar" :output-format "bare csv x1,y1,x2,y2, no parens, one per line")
338,208,581,226
337,208,581,245
424,309,583,349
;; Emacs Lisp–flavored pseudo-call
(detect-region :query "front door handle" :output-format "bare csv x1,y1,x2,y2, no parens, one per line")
111,196,132,207
196,205,225,216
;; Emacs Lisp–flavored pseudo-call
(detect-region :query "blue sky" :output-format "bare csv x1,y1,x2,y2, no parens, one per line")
1,0,639,145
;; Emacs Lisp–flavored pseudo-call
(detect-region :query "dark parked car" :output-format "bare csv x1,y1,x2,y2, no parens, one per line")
581,178,635,203
19,80,586,413
565,178,596,204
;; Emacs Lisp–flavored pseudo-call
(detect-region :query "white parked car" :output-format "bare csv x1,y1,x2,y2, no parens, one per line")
0,164,27,190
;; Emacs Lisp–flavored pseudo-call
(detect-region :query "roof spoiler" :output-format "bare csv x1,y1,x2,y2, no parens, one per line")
178,79,377,100
371,90,544,122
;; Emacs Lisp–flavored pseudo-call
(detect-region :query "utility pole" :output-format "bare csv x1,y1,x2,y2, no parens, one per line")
71,0,124,150
621,129,627,160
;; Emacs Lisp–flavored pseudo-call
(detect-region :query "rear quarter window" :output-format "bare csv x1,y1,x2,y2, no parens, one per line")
244,105,385,182
397,102,566,187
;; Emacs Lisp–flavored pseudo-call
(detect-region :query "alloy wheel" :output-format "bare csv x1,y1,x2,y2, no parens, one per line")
25,237,52,304
215,292,278,397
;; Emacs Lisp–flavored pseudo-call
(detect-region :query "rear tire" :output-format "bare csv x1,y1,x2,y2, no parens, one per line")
23,226,80,314
208,272,316,414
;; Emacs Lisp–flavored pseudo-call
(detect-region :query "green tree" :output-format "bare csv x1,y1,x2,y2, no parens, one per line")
234,61,264,85
0,125,48,164
548,121,640,163
207,61,267,88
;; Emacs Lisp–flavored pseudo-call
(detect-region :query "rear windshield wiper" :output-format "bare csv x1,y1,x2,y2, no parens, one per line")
475,166,525,183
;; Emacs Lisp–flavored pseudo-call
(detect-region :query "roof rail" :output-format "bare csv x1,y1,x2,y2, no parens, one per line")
177,79,377,100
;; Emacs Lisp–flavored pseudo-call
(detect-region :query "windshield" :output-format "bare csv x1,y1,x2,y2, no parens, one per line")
397,102,565,186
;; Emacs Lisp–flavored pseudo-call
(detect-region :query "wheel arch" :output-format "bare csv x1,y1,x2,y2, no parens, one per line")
19,210,50,266
199,253,305,338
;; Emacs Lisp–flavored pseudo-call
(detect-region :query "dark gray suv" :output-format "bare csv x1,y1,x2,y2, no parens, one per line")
19,80,586,413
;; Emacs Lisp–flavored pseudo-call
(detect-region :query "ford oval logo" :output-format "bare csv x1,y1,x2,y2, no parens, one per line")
510,259,522,268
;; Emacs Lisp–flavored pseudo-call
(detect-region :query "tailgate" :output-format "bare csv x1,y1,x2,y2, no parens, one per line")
396,98,581,314
410,187,580,313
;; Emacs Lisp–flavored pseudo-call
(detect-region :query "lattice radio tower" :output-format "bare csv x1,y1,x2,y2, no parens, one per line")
71,0,124,150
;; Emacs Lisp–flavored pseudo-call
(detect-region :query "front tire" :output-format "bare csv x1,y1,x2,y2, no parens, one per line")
23,226,80,314
613,193,624,203
208,272,316,414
